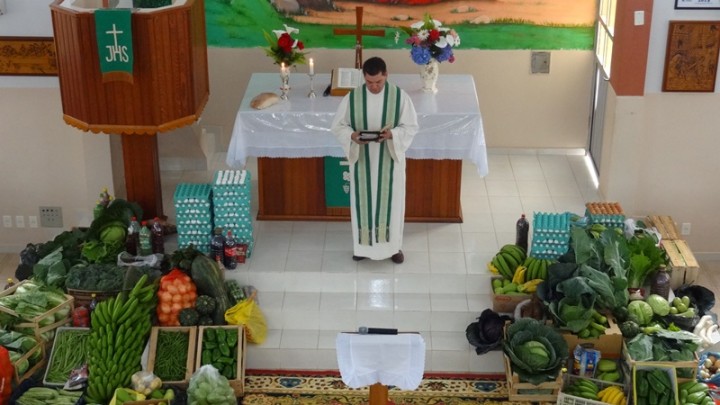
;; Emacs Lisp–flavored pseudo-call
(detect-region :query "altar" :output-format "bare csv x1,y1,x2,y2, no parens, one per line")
226,73,488,222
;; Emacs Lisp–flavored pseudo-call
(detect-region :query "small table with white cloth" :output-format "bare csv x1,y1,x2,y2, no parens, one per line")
226,73,488,222
336,332,426,405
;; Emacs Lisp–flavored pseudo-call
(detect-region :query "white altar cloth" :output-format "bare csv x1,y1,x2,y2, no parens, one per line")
335,333,426,390
227,73,488,176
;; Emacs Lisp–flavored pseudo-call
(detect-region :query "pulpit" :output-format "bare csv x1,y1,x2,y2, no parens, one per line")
50,0,209,218
227,73,488,223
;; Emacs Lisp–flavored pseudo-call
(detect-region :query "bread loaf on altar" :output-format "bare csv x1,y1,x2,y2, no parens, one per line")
251,92,280,110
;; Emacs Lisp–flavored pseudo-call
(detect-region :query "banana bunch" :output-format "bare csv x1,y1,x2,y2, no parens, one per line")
489,244,526,281
563,378,600,401
523,256,552,281
597,385,626,405
86,275,158,404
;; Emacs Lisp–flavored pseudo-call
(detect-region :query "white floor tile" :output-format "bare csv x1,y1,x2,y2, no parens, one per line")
394,273,431,293
290,231,327,251
286,250,324,272
430,293,469,311
357,292,394,310
485,179,520,197
429,252,467,274
488,196,523,214
516,180,551,197
320,292,357,309
280,329,319,348
428,232,464,253
394,293,432,312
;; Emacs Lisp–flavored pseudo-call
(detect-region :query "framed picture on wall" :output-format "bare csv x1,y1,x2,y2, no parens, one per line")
0,37,57,76
675,0,720,9
662,21,720,92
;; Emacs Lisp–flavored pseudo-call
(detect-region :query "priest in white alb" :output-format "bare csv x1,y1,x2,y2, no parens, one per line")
331,57,419,264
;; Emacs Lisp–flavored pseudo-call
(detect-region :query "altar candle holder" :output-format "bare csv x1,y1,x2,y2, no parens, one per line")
307,73,316,98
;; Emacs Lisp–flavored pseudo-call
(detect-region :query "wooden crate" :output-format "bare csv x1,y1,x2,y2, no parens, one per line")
645,215,680,240
12,342,46,385
147,326,197,387
66,288,122,308
504,354,563,402
661,239,699,288
632,365,678,405
196,325,246,397
0,280,74,342
491,277,531,314
43,327,91,387
621,340,697,379
557,373,628,405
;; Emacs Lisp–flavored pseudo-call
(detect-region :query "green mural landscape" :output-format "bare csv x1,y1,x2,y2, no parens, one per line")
205,0,595,51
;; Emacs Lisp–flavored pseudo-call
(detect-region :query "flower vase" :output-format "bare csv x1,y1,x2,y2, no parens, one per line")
280,69,290,100
420,59,439,93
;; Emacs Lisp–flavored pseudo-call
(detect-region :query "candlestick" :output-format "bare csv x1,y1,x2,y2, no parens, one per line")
280,62,290,100
309,58,314,76
307,72,316,98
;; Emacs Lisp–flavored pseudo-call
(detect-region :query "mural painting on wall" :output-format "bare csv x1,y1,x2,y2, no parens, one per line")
206,0,596,51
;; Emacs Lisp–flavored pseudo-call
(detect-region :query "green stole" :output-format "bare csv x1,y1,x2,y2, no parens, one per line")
349,82,401,246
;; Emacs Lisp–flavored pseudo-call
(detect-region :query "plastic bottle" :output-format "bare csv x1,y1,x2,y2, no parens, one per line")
650,265,671,300
224,230,238,270
89,293,98,318
516,213,530,253
3,278,15,290
150,217,165,254
210,227,225,263
139,221,152,256
126,216,141,255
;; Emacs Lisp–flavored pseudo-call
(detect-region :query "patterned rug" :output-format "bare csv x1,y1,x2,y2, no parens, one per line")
241,370,535,405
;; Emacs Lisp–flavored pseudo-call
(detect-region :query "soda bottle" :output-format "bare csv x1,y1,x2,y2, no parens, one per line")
210,227,225,263
516,214,530,253
139,221,152,256
224,230,238,270
126,216,141,255
151,217,165,254
650,265,671,300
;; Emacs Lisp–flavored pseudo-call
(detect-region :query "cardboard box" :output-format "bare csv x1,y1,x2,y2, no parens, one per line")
645,215,680,240
195,325,246,397
147,326,197,387
561,316,623,359
491,277,530,314
661,239,699,288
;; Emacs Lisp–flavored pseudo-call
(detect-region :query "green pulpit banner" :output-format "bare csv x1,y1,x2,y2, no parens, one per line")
324,157,351,208
94,9,133,83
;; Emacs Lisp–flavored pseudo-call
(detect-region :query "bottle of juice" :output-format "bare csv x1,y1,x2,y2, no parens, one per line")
515,214,530,253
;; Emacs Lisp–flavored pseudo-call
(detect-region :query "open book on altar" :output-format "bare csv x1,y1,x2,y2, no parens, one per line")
330,68,362,96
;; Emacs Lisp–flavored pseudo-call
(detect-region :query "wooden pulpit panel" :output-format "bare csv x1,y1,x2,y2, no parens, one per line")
256,158,463,223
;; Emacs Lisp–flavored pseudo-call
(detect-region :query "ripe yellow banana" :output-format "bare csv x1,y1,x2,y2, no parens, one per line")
512,266,527,284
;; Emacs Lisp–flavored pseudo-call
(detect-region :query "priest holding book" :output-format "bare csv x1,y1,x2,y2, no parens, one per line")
331,57,419,264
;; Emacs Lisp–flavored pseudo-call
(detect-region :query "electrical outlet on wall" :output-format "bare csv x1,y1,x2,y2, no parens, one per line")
681,222,691,235
2,215,11,228
15,215,24,228
28,216,38,228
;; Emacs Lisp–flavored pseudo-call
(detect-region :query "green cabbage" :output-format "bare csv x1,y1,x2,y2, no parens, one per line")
646,294,670,316
503,318,568,385
628,300,654,326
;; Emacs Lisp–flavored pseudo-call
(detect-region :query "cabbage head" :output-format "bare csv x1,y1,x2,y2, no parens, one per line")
503,318,568,385
628,300,654,326
646,294,670,316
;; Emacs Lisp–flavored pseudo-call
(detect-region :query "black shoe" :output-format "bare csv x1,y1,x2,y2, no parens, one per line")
352,255,367,261
391,250,404,264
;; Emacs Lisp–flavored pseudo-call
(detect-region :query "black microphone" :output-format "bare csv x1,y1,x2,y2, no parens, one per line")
358,326,398,335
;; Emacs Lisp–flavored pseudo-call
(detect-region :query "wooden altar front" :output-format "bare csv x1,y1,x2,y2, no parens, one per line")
227,73,487,223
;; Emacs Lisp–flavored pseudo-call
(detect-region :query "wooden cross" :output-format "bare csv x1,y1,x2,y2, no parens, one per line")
333,7,385,69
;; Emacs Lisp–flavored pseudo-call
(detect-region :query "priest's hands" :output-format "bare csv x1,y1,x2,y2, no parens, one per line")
351,130,393,144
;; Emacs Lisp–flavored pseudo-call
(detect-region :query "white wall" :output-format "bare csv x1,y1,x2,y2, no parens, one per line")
598,1,720,255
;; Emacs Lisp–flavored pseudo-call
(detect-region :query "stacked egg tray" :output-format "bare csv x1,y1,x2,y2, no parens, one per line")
174,183,213,253
212,170,254,257
585,202,625,229
530,212,572,260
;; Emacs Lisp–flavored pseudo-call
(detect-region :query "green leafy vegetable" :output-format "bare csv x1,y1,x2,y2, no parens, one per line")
627,236,667,288
503,318,568,385
628,300,654,326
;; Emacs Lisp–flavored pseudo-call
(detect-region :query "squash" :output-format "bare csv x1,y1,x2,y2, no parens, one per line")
191,255,231,325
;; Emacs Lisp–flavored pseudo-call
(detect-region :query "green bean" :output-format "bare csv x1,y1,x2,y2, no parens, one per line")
45,330,91,384
154,330,189,381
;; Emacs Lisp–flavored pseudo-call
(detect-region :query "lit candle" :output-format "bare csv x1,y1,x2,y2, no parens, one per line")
281,62,286,75
309,58,314,75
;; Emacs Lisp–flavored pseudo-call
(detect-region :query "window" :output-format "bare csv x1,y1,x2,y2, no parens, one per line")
596,0,617,77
